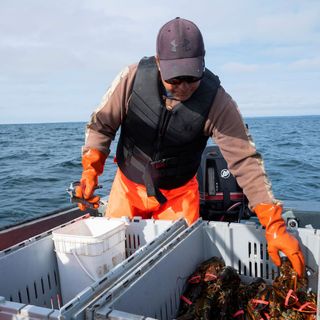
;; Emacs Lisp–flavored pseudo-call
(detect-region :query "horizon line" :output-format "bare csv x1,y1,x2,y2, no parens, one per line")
1,114,320,126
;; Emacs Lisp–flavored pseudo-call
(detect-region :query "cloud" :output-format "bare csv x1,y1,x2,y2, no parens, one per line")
289,57,320,71
1,0,320,123
254,8,320,44
220,56,320,74
221,62,260,73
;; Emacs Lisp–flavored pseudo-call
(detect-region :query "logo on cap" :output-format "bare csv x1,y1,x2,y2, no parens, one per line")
170,39,191,53
170,40,178,52
182,39,191,51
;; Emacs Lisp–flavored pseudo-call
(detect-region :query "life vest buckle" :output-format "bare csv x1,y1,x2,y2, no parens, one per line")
151,159,167,169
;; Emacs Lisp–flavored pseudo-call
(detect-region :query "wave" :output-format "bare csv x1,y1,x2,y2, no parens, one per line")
1,116,319,228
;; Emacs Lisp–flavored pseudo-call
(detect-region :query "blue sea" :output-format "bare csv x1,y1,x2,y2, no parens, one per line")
0,116,319,229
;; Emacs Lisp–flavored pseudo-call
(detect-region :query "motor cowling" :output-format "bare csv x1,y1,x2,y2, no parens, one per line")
197,146,252,222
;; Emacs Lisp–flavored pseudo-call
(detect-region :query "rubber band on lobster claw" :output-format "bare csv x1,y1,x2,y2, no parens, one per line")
180,295,193,305
187,275,201,284
284,289,299,307
293,302,317,314
262,312,271,319
203,272,217,282
232,309,244,318
249,299,269,311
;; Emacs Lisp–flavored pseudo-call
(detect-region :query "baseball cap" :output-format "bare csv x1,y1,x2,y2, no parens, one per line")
156,17,205,81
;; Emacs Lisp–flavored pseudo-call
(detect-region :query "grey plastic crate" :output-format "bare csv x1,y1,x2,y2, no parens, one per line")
93,221,320,320
0,217,187,320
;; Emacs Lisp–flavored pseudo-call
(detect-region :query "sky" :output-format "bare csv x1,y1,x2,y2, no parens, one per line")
1,0,320,124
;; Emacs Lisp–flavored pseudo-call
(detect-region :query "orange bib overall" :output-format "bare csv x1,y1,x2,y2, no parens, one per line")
105,169,200,225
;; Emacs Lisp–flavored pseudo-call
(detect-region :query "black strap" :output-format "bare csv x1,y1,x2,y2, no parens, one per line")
143,162,167,204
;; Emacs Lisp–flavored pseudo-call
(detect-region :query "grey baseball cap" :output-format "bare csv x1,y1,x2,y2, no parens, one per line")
156,17,205,81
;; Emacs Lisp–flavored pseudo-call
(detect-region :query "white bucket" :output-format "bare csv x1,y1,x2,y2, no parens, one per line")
52,217,126,304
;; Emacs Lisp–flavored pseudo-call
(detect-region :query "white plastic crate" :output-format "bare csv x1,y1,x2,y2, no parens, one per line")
93,220,320,320
0,217,186,320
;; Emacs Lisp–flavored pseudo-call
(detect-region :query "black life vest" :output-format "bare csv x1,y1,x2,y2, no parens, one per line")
116,56,220,203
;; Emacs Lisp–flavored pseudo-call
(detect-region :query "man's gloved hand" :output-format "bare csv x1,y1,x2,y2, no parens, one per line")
76,149,107,211
254,203,305,277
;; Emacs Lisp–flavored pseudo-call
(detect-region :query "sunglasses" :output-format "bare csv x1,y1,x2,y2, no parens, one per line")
165,75,203,85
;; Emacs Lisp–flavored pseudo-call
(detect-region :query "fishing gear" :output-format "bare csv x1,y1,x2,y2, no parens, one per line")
66,181,103,209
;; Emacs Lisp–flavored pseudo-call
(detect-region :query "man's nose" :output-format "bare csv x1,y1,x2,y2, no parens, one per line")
177,81,191,89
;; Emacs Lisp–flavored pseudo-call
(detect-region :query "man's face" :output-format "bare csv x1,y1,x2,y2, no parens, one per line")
161,76,201,101
156,57,201,101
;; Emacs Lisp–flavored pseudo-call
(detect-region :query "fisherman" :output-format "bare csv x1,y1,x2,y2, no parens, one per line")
76,17,305,276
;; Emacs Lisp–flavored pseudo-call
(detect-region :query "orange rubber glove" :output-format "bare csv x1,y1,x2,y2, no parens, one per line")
254,203,305,277
75,149,107,211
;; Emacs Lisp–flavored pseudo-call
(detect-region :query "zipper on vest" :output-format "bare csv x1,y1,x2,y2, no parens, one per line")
153,108,172,160
160,109,171,136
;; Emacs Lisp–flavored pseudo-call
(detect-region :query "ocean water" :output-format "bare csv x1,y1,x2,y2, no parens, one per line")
0,116,319,229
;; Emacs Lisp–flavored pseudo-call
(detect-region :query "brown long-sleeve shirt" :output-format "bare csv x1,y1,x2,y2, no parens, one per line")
83,62,276,209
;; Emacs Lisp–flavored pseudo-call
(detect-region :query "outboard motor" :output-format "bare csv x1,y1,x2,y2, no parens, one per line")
197,146,252,222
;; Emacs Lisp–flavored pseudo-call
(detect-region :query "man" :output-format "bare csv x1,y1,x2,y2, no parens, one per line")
76,17,305,276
